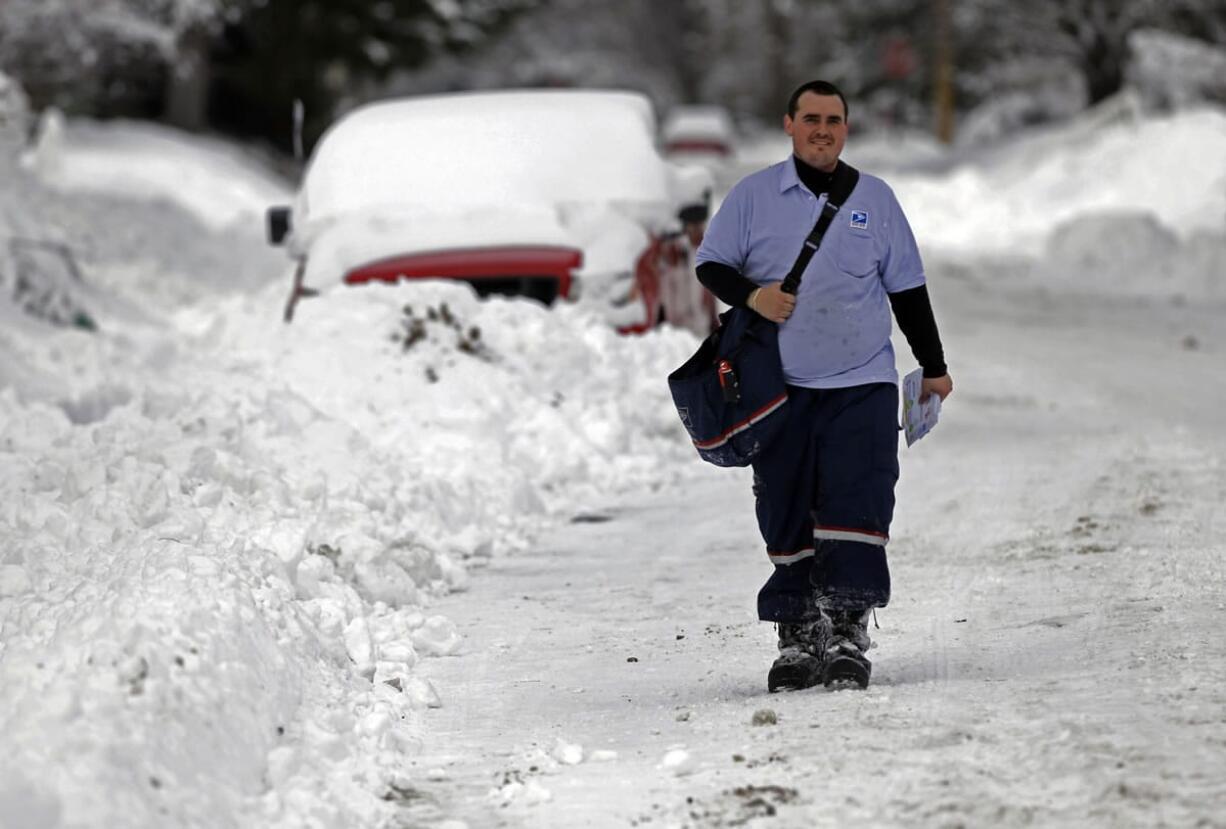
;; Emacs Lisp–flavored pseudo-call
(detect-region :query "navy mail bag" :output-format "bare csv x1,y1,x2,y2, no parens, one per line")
667,307,787,466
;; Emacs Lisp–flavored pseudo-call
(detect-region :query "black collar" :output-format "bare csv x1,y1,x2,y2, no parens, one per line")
793,155,837,196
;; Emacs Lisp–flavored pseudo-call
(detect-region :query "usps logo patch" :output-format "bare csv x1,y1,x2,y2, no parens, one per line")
850,210,869,229
677,407,692,429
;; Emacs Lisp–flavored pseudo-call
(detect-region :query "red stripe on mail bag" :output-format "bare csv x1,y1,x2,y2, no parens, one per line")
693,393,788,450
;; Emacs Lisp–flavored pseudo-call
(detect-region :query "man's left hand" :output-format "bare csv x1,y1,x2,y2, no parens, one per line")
920,374,953,402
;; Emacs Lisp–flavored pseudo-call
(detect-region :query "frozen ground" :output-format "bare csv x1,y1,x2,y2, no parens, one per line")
407,268,1226,828
1,102,1224,828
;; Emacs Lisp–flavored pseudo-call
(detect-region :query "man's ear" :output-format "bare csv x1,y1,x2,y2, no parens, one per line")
783,114,794,136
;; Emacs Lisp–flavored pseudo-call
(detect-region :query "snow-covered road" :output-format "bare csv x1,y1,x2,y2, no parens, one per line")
402,272,1226,827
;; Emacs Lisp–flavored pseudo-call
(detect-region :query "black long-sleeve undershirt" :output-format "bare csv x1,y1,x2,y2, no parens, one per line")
695,258,757,309
887,284,947,378
695,260,948,378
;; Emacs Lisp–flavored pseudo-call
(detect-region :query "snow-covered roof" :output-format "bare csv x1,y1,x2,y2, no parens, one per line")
298,90,675,223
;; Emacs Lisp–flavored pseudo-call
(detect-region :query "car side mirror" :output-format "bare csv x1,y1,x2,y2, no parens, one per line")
267,206,292,246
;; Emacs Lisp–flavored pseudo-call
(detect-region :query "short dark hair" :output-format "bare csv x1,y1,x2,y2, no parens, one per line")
787,80,848,121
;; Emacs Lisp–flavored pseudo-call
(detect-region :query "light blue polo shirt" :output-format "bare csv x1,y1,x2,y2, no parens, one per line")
696,158,926,389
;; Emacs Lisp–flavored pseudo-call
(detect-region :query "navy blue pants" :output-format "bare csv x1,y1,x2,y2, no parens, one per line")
751,382,899,622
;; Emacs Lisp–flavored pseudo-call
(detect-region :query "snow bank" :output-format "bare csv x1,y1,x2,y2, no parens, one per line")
191,280,701,506
0,276,703,827
891,104,1226,257
1040,210,1226,300
28,117,292,232
1,93,708,826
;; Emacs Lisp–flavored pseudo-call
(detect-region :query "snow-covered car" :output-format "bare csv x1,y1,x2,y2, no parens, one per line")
267,89,715,334
660,105,737,160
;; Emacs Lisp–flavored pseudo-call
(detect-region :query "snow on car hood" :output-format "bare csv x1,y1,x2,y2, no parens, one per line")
297,203,581,286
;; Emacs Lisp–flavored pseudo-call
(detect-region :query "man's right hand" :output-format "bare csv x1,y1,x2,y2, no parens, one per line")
748,283,796,323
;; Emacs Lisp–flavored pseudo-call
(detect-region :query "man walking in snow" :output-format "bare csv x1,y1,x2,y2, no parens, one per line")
695,80,953,691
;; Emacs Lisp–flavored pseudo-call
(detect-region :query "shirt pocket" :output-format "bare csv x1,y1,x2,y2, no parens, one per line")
834,230,879,279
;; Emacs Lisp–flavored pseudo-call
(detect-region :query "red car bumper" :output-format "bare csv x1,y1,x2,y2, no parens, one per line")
344,246,583,304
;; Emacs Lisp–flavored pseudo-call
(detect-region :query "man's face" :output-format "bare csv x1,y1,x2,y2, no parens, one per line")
784,92,847,172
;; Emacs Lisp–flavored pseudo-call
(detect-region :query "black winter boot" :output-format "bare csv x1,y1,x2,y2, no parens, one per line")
767,617,831,692
821,608,873,689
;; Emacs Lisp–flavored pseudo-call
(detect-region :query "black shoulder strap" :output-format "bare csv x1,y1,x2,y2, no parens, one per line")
780,161,860,295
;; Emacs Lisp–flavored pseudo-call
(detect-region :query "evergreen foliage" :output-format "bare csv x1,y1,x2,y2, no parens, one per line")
209,0,540,153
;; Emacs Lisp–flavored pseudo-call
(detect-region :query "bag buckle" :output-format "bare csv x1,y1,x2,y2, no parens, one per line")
717,359,740,403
